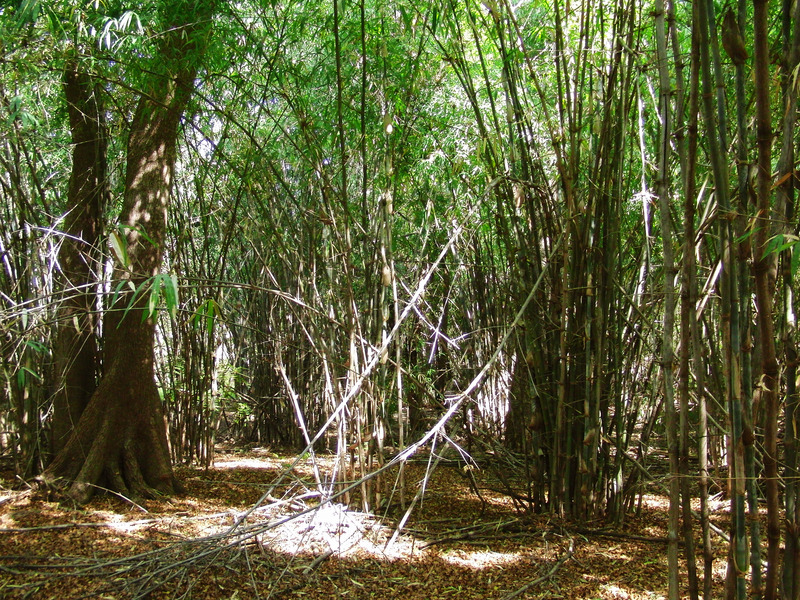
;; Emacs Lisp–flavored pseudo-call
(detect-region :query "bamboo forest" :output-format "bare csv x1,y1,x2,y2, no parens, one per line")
0,0,799,598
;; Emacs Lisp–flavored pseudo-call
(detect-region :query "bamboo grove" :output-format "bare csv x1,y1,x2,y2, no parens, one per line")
0,0,799,596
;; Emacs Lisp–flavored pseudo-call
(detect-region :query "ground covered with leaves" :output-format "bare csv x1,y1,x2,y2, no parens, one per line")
0,448,731,599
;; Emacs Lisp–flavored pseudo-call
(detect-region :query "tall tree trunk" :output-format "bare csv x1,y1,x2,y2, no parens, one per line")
43,1,215,504
51,58,106,456
778,0,800,595
654,0,679,596
729,0,762,595
696,0,747,595
669,0,699,593
682,8,712,594
752,0,779,597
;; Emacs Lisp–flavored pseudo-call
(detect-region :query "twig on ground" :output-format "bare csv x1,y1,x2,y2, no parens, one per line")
302,549,333,575
500,539,574,600
570,527,680,545
86,484,149,513
419,519,521,549
0,505,292,534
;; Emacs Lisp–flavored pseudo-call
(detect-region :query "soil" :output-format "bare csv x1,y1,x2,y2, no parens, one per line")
0,448,732,599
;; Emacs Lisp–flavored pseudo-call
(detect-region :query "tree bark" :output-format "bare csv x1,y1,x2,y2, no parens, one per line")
44,1,215,503
653,0,679,596
752,0,779,597
682,8,712,595
779,0,800,594
51,58,106,456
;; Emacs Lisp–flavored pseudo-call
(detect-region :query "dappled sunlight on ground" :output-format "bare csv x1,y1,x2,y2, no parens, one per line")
0,449,730,599
599,583,666,599
439,547,528,568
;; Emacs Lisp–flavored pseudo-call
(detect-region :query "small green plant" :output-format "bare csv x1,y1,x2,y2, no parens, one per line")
234,401,252,425
190,298,222,334
216,362,245,402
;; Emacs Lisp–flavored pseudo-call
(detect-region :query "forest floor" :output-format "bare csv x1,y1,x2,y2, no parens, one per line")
0,446,732,599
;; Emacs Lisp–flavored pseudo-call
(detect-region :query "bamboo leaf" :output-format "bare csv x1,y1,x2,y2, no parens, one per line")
118,277,152,325
25,340,47,354
109,230,129,268
762,234,783,259
206,305,215,334
735,225,759,244
15,0,40,26
162,273,180,318
17,366,41,388
190,298,219,335
146,275,161,320
110,280,127,307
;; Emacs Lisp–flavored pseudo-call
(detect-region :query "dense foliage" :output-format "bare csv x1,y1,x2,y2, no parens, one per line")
1,0,799,597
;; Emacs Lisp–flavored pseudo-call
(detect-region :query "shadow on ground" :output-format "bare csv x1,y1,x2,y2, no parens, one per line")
0,450,727,599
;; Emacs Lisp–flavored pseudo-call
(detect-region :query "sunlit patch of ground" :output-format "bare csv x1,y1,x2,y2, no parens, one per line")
598,584,669,599
213,456,277,470
0,450,731,599
439,547,527,568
